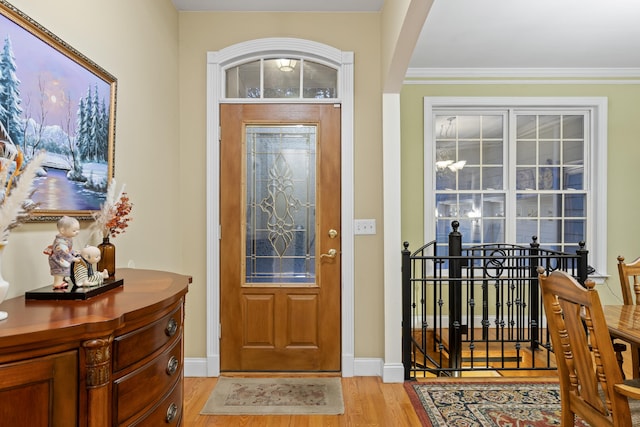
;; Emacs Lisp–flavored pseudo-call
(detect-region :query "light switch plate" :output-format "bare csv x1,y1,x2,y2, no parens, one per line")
354,219,376,235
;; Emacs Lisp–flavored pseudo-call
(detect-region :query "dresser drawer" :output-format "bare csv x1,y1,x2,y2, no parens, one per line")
129,377,183,427
113,304,182,372
114,335,182,425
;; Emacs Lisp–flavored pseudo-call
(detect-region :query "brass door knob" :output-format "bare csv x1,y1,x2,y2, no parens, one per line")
320,249,337,259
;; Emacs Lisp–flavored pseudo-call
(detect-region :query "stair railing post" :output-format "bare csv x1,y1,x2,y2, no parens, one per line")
448,221,463,376
577,241,589,286
402,242,412,380
529,236,540,350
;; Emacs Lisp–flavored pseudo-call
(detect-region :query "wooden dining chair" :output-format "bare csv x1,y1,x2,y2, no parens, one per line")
618,255,640,378
538,267,640,426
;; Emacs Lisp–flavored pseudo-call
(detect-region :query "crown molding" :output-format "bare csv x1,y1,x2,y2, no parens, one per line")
405,67,640,81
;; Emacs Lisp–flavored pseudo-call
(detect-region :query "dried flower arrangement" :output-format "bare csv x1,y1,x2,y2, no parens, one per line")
91,179,133,239
0,149,45,242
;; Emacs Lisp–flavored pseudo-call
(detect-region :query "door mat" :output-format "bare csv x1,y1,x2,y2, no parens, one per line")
405,378,589,426
200,377,344,415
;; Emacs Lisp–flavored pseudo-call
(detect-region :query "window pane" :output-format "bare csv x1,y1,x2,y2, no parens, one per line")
483,194,505,217
539,140,561,165
516,219,537,243
564,219,585,243
483,219,504,243
458,167,479,190
538,166,560,190
538,115,561,139
436,168,456,190
516,167,536,190
540,194,562,217
516,194,537,217
303,61,337,98
436,194,457,217
563,115,584,139
456,219,476,243
226,60,261,98
482,166,503,190
263,58,300,98
436,116,457,138
563,140,584,164
436,219,452,241
459,193,481,217
458,116,480,138
436,140,456,161
516,115,536,139
516,140,536,164
540,219,562,243
563,166,584,190
483,140,503,164
482,116,503,138
564,194,585,217
459,140,480,164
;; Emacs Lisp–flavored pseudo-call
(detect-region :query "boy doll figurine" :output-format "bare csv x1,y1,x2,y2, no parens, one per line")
44,216,81,289
70,246,109,288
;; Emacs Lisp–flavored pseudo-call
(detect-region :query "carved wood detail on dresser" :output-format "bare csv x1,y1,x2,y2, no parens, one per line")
0,269,191,427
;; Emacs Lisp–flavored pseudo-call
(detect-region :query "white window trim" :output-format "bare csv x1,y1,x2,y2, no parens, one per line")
423,97,608,281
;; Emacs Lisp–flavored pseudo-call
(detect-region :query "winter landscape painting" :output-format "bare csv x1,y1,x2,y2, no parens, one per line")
0,1,116,219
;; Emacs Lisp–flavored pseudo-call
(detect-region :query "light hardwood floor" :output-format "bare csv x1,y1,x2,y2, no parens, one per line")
183,348,634,426
184,376,423,426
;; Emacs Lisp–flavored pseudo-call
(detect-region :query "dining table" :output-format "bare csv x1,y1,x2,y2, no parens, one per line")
603,304,640,379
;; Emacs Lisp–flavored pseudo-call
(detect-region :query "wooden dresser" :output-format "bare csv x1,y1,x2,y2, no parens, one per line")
0,268,190,427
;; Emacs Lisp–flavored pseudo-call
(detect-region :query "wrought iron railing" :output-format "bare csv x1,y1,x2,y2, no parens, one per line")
401,220,589,379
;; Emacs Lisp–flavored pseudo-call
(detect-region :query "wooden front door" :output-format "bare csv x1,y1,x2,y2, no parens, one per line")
220,103,341,371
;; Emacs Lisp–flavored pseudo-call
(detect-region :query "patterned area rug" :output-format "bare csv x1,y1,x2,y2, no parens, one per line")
405,379,589,426
200,377,344,415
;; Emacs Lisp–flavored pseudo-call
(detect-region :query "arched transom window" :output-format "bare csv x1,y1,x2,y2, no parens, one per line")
225,57,338,99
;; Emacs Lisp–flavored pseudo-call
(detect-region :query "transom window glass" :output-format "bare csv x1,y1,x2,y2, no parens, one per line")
425,99,605,276
225,58,338,99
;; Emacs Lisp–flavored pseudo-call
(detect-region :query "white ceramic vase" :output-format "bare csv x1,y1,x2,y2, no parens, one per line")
0,241,9,321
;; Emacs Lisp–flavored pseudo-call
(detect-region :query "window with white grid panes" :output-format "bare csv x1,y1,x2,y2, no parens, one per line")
432,110,587,258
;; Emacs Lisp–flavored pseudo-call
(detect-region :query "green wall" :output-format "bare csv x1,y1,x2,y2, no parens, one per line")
400,80,640,304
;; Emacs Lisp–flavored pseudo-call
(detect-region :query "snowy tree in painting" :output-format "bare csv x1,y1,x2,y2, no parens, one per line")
0,35,22,150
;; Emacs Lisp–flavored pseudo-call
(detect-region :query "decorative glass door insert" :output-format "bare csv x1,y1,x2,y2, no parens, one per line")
245,125,316,285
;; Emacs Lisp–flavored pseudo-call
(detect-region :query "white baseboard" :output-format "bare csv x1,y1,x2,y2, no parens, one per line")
184,357,391,380
382,362,405,383
353,358,383,377
184,357,208,377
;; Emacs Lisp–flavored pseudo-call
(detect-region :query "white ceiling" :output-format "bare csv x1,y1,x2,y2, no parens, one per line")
172,0,640,73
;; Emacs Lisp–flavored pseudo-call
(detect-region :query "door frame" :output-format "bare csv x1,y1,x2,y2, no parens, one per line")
205,38,354,376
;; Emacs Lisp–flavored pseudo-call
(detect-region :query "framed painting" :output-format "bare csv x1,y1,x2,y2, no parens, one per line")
0,1,117,220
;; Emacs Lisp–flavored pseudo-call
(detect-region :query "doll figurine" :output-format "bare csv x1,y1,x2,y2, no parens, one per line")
69,246,109,288
44,216,81,289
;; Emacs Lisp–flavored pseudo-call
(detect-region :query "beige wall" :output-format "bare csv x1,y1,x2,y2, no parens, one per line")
177,11,385,359
4,0,183,294
401,81,640,305
1,1,387,363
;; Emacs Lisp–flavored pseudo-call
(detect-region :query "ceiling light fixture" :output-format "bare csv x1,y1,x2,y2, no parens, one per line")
276,58,297,72
435,159,466,172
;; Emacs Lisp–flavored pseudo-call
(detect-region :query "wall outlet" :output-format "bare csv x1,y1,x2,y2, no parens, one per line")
354,219,376,235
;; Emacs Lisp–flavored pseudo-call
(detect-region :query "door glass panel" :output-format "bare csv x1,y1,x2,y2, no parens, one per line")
245,125,316,284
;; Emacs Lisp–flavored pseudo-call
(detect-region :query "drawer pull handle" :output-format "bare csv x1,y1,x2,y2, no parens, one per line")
166,403,178,423
166,356,179,375
165,318,178,337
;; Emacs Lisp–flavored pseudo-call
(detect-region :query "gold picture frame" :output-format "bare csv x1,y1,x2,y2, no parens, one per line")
0,0,117,220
